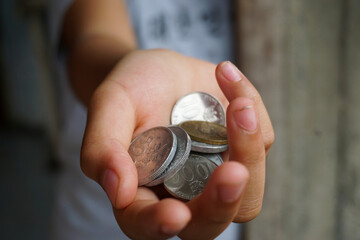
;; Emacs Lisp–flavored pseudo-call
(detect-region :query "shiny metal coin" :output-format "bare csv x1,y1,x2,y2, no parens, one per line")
191,140,228,153
146,126,191,187
164,153,219,200
129,127,177,186
171,92,226,125
179,120,228,145
197,153,223,166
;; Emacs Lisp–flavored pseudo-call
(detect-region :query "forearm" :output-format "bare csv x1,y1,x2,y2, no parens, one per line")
62,0,136,105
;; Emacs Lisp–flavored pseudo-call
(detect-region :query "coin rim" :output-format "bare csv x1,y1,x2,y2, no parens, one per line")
179,120,228,145
196,152,223,166
191,139,228,153
130,126,178,186
146,126,191,187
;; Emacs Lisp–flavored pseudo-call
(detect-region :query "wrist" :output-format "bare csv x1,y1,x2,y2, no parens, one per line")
67,34,136,105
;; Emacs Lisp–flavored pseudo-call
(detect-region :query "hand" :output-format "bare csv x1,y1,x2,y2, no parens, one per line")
80,49,274,239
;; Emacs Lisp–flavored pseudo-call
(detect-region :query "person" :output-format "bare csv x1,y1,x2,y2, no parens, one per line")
48,0,274,239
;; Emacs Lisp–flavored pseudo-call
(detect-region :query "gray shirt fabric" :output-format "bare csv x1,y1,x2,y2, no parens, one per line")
48,1,237,239
127,0,234,63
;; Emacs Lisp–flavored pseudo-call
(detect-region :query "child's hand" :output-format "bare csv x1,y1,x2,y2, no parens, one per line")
80,49,274,239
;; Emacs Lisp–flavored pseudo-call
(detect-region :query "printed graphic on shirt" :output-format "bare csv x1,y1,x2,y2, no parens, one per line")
176,7,191,38
149,13,167,40
201,5,222,37
130,0,234,63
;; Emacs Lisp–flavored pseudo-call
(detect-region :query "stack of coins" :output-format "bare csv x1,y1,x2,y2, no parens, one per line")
128,92,227,200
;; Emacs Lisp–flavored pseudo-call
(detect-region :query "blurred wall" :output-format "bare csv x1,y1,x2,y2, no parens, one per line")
235,0,360,240
0,0,57,134
1,0,43,126
0,0,56,239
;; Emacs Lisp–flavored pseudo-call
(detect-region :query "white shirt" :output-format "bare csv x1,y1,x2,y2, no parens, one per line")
48,1,239,239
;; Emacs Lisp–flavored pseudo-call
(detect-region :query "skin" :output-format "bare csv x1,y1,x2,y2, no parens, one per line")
63,1,274,239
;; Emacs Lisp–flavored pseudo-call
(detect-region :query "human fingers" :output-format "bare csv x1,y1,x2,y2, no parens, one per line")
225,96,266,222
114,188,191,240
178,161,249,240
216,61,274,154
81,79,138,209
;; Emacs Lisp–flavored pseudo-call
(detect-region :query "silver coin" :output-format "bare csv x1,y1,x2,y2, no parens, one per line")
164,153,219,200
196,153,223,166
129,127,177,186
146,126,191,187
191,140,228,153
171,92,226,125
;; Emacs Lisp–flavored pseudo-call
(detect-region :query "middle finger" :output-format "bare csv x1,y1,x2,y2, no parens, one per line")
178,161,249,240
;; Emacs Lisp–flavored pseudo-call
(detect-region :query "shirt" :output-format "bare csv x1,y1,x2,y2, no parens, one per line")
48,1,238,239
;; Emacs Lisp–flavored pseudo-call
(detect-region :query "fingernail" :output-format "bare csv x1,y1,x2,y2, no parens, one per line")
217,183,245,203
234,106,258,132
220,61,242,82
102,169,119,207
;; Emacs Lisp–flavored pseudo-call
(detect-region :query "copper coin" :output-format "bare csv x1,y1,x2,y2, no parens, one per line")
146,126,191,187
129,127,177,186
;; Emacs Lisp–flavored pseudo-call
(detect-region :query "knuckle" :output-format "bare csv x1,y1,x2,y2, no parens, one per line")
82,139,131,183
264,130,275,156
80,141,96,179
234,200,263,223
238,148,266,166
234,208,262,223
80,143,90,173
80,140,117,182
265,131,275,148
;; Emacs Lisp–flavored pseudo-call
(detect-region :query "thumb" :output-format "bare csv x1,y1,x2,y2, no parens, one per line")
81,80,138,209
215,61,266,222
226,97,266,222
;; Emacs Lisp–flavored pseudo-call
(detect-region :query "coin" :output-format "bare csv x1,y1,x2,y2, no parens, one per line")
171,91,226,125
197,153,223,166
179,120,228,145
191,140,228,153
146,126,191,187
164,153,219,200
129,127,177,186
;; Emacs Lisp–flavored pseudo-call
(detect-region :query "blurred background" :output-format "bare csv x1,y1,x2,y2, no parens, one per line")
0,0,359,240
0,0,58,239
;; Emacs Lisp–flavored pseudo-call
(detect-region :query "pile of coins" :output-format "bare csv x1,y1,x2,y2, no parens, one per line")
128,92,228,200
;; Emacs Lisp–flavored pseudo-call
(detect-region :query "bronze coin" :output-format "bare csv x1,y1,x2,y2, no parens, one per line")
128,127,177,186
179,121,228,145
